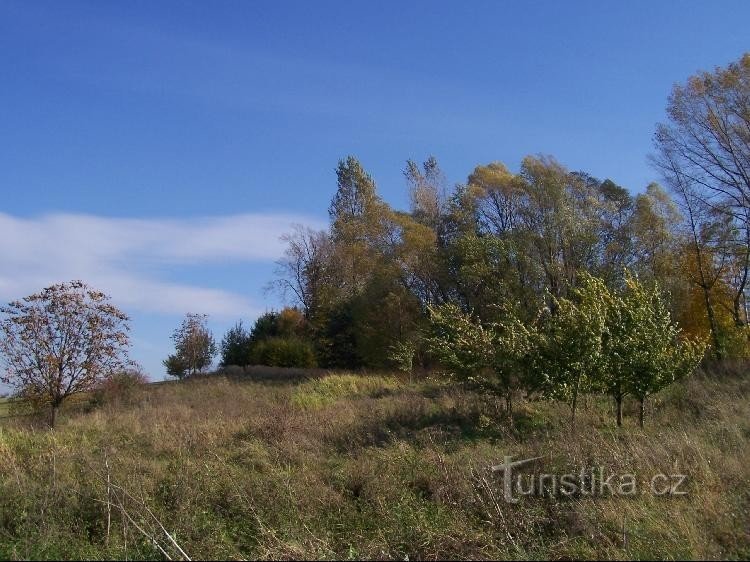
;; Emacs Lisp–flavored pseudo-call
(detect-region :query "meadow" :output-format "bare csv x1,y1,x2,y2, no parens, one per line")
0,363,748,560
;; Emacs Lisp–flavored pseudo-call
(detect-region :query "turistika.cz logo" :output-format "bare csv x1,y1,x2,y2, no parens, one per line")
491,456,688,503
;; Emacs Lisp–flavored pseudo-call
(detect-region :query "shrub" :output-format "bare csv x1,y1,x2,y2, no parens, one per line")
249,337,317,368
90,368,149,407
425,301,534,419
220,321,252,368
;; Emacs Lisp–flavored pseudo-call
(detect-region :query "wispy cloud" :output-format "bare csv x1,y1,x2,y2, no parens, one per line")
0,212,325,317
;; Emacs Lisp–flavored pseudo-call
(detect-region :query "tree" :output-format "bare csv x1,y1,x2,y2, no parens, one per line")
597,274,640,427
0,281,131,427
248,308,305,343
630,183,682,283
465,157,609,307
328,156,391,298
404,156,446,229
593,178,635,286
425,301,534,419
164,313,217,379
616,276,706,427
163,354,188,380
654,53,750,337
536,275,609,426
272,225,334,318
329,155,381,230
669,176,727,357
447,233,536,322
220,321,251,368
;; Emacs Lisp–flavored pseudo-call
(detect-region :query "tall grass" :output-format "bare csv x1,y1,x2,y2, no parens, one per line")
0,365,748,560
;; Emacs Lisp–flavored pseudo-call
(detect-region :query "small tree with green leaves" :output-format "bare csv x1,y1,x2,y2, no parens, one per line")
220,321,252,368
425,302,533,419
388,339,417,382
615,275,705,427
536,275,609,426
164,313,217,379
163,354,188,379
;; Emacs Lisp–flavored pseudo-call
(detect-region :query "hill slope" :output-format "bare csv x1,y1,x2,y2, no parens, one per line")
0,365,748,560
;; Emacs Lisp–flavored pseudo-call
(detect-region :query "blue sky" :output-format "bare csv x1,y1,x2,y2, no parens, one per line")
0,0,748,381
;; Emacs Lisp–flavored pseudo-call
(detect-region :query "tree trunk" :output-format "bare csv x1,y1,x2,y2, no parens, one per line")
49,404,58,429
638,398,645,428
570,388,578,429
615,395,623,427
702,287,724,360
684,192,724,360
733,226,750,328
505,393,513,420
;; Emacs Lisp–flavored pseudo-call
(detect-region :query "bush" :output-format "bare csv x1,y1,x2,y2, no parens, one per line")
249,337,317,368
90,369,149,407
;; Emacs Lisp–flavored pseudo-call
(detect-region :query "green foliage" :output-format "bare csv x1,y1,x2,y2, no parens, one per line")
220,321,252,367
534,275,610,422
249,337,317,369
388,340,416,374
272,82,749,379
536,272,706,426
425,301,534,415
163,354,188,379
313,300,360,369
425,303,494,382
351,281,423,370
612,274,706,425
329,155,380,230
250,311,281,342
250,308,306,343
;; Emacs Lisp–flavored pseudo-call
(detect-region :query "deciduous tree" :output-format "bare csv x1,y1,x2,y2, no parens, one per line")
654,53,750,338
426,301,534,419
0,281,131,427
164,313,216,379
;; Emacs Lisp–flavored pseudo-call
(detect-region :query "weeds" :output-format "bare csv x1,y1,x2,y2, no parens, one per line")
0,367,747,559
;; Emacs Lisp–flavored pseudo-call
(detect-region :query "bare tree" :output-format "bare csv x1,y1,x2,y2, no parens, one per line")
654,53,750,330
0,281,131,427
272,224,333,318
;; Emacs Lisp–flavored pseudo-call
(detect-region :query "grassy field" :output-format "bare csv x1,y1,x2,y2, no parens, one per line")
0,364,748,560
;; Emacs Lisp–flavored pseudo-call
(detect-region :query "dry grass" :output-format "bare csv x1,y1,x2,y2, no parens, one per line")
0,365,748,560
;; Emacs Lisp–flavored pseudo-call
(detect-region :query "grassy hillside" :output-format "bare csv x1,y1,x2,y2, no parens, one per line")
0,365,748,560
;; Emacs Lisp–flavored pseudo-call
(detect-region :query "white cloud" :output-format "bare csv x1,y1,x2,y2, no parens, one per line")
0,212,325,317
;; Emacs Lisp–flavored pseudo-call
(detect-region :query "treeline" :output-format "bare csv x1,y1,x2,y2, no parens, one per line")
172,54,749,424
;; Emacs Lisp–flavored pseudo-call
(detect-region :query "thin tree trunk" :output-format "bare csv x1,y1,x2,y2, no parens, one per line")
615,395,623,427
702,286,724,360
687,192,723,359
49,404,58,429
570,387,578,428
733,225,750,328
638,398,645,428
